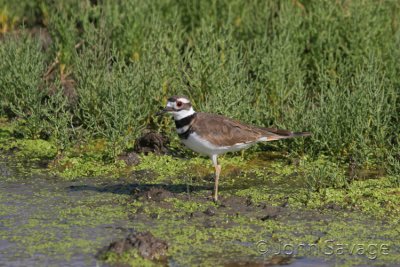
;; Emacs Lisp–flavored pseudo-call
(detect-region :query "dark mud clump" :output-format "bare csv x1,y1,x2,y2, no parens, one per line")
134,131,169,154
118,151,140,166
203,206,217,216
216,196,285,220
132,187,174,202
97,231,168,261
258,203,282,221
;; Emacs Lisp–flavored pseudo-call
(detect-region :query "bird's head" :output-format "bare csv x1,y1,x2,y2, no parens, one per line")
157,96,195,120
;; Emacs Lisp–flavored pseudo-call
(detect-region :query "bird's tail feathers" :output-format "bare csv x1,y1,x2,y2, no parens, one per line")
259,127,311,141
291,131,312,137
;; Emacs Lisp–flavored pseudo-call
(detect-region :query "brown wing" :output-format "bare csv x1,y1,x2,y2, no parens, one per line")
191,113,263,146
192,113,311,146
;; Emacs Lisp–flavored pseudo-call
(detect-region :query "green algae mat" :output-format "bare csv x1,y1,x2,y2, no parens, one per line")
0,153,399,267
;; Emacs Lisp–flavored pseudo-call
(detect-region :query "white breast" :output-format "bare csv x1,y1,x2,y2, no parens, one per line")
176,125,190,134
181,132,255,157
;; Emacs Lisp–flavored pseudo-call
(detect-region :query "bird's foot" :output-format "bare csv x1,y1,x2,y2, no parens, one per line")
212,196,219,204
206,194,219,204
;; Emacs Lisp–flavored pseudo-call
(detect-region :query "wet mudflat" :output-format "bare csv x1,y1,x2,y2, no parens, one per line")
0,161,128,266
0,155,399,267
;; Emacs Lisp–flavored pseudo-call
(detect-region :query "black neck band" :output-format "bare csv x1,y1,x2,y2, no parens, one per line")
174,113,196,128
175,113,196,139
178,128,193,139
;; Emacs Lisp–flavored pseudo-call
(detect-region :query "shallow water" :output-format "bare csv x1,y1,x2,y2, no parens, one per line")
0,160,128,266
0,158,399,267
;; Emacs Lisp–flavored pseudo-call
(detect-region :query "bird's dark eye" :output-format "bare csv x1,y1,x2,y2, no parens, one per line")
176,101,183,107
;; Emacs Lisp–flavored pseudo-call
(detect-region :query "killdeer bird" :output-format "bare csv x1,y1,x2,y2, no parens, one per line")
158,96,311,202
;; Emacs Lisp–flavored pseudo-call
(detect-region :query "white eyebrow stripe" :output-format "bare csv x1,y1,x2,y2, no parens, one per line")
177,98,190,103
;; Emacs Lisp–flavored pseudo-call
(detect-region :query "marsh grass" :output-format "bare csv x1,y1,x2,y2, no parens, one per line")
0,0,399,173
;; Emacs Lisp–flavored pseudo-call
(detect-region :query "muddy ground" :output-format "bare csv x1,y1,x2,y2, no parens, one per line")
0,152,399,267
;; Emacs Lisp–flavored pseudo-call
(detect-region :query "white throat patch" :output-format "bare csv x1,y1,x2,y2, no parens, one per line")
173,107,195,120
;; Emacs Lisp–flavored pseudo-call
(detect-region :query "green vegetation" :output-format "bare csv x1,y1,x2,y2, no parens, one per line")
0,0,398,172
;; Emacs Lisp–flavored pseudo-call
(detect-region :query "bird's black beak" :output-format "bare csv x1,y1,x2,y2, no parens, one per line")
156,106,174,116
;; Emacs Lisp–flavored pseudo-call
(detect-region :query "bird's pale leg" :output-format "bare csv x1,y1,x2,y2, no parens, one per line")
212,155,221,202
